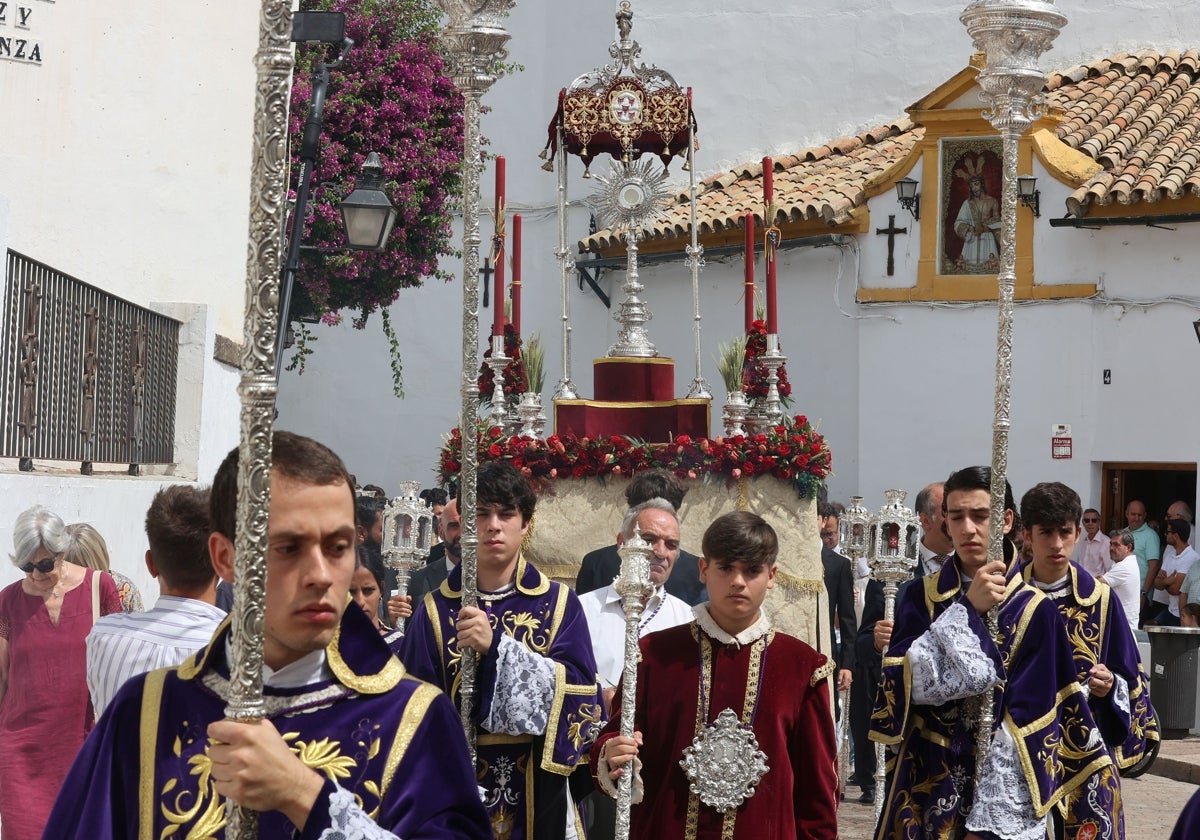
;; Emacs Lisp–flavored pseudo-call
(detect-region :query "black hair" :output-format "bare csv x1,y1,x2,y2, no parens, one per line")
477,461,536,524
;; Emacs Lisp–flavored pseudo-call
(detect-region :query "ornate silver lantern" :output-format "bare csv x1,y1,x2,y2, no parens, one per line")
839,496,874,563
613,525,655,840
960,0,1065,793
381,481,434,633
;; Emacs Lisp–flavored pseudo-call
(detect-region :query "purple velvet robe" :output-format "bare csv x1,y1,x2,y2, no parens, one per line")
1170,787,1200,840
400,556,604,840
1020,561,1160,840
869,556,1113,840
41,604,490,840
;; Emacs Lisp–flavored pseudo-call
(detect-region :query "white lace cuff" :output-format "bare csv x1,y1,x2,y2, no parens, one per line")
315,784,401,840
910,602,1001,705
596,744,644,803
482,633,556,736
965,723,1047,840
1111,673,1130,717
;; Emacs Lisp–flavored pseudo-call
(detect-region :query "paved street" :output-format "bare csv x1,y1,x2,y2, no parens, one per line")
834,773,1197,839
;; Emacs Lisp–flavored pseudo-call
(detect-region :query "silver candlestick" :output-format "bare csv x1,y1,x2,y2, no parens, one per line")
613,525,654,840
960,0,1065,796
484,334,512,431
553,126,579,400
760,333,786,428
684,122,711,399
434,0,516,765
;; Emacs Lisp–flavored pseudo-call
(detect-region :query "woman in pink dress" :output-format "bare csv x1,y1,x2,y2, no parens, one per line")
0,506,120,840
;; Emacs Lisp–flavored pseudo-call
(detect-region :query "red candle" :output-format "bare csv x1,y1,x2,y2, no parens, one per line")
492,156,506,337
762,156,777,334
512,213,522,336
743,212,755,333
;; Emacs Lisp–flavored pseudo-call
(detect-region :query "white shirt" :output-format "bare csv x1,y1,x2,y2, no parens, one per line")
1100,557,1141,637
1071,531,1110,578
578,583,693,687
1160,544,1200,616
87,595,226,717
918,541,950,577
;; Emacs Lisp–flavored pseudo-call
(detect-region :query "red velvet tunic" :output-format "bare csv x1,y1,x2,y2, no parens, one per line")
590,620,838,840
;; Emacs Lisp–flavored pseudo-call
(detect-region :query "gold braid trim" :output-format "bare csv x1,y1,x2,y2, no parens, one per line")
736,476,749,512
138,668,168,840
773,569,824,595
810,658,835,687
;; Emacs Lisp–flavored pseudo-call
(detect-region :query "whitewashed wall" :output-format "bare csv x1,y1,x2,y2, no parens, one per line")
274,0,1200,514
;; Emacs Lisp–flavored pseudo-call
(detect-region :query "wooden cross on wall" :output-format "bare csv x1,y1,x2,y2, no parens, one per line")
875,214,907,277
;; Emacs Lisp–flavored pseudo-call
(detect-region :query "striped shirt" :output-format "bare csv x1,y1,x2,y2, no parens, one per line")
86,595,225,718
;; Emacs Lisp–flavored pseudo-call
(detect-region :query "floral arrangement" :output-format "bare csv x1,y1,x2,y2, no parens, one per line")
478,324,529,403
522,333,546,394
742,319,793,405
436,414,831,498
715,335,747,393
284,0,464,396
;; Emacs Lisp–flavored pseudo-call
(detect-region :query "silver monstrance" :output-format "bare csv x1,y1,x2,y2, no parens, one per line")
381,481,434,633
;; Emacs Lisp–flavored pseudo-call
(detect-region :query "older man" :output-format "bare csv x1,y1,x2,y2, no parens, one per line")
1167,500,1195,548
577,498,693,838
1126,499,1162,616
1072,508,1110,578
1100,530,1141,637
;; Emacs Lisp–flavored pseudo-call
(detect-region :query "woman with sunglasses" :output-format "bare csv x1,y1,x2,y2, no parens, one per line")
0,505,120,840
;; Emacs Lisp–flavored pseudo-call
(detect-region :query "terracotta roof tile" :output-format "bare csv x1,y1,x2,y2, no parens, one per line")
1050,51,1200,214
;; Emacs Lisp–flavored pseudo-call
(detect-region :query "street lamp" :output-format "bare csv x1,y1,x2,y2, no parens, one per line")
342,152,398,250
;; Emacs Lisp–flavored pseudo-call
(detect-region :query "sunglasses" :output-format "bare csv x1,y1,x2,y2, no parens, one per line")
20,557,58,574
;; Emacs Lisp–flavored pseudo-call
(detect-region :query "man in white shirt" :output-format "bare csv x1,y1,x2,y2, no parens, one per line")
1167,500,1196,548
579,498,694,708
1099,529,1141,637
87,485,226,718
577,498,693,839
1072,508,1110,578
1153,519,1198,626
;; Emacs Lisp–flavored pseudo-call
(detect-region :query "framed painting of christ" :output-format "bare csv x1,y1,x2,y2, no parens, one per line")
939,137,1002,276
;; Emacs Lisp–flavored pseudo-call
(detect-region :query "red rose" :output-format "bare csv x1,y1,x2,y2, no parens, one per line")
572,465,587,478
487,443,502,458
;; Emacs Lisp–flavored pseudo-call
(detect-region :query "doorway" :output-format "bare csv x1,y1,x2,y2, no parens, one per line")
1100,462,1197,534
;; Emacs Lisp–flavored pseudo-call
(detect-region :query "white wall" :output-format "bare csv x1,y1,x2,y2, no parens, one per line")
0,0,260,338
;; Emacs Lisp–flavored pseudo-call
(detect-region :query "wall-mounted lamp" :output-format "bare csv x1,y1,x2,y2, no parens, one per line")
1017,175,1040,217
895,177,920,221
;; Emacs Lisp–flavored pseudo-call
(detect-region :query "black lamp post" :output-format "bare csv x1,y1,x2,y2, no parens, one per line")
275,14,399,378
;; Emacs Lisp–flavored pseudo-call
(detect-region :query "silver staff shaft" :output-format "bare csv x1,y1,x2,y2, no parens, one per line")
553,126,578,400
225,2,293,838
873,577,900,823
684,122,710,399
614,596,644,840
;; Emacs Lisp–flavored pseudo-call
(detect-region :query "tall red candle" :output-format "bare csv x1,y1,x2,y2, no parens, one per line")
762,156,778,334
492,156,506,337
743,212,755,333
511,213,522,336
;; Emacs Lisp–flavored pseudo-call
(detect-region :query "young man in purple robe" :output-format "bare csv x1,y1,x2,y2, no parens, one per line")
400,461,604,840
591,511,839,840
870,466,1112,840
1018,481,1157,840
44,432,490,840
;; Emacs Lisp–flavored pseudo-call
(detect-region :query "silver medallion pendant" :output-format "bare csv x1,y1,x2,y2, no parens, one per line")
680,708,769,813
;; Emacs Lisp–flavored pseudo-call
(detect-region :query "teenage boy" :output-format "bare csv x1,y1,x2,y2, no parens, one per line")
1018,482,1157,837
591,511,838,840
400,461,604,840
45,432,489,839
870,466,1111,840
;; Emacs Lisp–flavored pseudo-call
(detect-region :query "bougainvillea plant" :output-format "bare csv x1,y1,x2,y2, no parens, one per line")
742,318,793,407
285,0,464,396
436,414,832,500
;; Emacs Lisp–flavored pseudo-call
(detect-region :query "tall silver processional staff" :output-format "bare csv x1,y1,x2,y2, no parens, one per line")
958,0,1065,792
433,0,516,763
613,528,654,840
226,1,295,837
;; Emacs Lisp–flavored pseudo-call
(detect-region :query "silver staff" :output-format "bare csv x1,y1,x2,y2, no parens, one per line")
434,0,515,762
381,482,434,633
960,0,1065,789
684,120,711,400
867,492,920,821
225,1,294,837
613,526,654,840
